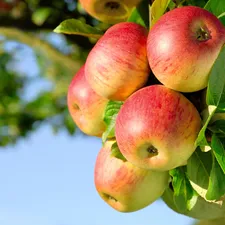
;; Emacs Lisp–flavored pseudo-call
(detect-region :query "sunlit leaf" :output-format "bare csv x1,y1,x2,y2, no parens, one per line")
54,19,104,38
150,0,171,27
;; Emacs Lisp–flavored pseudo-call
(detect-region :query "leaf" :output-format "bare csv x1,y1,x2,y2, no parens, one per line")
206,46,225,107
206,153,225,200
54,19,104,38
218,12,225,26
187,148,212,198
110,142,127,162
102,114,117,143
187,0,208,8
102,101,123,143
208,119,225,135
204,0,225,17
195,105,217,147
64,111,76,135
150,0,171,27
32,7,52,26
127,0,150,28
211,134,225,174
169,167,197,211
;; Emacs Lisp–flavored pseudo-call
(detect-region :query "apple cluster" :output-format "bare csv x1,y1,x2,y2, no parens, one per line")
67,5,225,214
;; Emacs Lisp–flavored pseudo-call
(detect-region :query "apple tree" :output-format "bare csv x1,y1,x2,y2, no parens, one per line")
0,0,98,146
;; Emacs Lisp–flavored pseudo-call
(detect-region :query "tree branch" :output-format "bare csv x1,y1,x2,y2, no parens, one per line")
0,27,83,78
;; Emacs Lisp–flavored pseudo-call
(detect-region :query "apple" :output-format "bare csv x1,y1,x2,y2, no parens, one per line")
67,65,108,137
162,186,225,220
115,85,202,171
94,140,169,212
85,22,150,101
147,6,225,93
79,0,142,24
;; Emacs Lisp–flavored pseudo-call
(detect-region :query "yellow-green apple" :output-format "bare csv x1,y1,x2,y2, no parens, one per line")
94,140,169,212
79,0,142,24
147,6,225,93
85,22,150,101
67,65,108,137
162,186,225,220
115,85,202,171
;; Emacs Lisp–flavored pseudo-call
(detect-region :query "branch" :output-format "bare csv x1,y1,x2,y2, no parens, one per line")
0,27,83,78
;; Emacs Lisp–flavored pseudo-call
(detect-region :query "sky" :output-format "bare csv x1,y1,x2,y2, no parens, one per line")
0,31,196,225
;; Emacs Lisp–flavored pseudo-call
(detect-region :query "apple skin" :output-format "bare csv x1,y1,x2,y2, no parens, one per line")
94,140,169,212
115,85,202,171
162,186,225,220
79,0,142,24
85,22,150,101
67,65,108,137
147,6,225,93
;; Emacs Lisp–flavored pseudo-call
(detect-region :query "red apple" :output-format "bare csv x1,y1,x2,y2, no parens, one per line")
85,22,150,101
67,65,108,137
147,6,225,93
94,140,169,212
115,85,202,171
79,0,142,23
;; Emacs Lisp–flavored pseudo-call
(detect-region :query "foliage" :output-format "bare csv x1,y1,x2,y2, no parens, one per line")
0,0,96,146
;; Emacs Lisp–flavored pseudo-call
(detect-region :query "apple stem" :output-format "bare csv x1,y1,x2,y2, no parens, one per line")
196,27,211,42
147,145,158,156
105,2,120,10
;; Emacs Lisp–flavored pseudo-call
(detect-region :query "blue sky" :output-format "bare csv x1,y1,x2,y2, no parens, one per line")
0,33,196,225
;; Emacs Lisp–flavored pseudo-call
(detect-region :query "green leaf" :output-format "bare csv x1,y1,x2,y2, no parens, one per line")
208,119,225,135
211,134,225,174
187,148,212,198
127,0,150,28
204,0,225,18
64,111,76,135
195,105,217,147
169,167,197,211
102,101,123,143
186,0,208,8
150,0,171,27
110,142,127,162
206,153,225,200
206,46,225,107
102,114,117,143
103,101,123,125
218,12,225,26
32,7,52,26
54,19,104,38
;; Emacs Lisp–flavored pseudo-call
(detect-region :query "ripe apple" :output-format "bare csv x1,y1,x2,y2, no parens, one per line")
67,65,108,137
162,186,225,220
147,6,225,93
94,140,169,212
115,85,202,171
79,0,142,24
85,22,150,101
